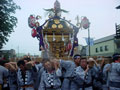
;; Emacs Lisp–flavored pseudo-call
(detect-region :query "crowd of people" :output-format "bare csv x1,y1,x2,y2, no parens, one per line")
0,53,120,90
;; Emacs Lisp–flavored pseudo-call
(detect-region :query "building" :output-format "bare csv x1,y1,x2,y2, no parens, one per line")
83,23,120,57
85,33,120,57
89,34,116,56
0,49,16,59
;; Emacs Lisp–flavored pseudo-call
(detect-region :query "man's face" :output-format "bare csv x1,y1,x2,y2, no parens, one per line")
24,60,28,64
19,64,25,71
87,61,94,68
44,61,53,71
74,57,80,65
80,59,87,69
4,63,10,69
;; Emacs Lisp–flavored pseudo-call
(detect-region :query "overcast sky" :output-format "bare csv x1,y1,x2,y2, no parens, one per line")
2,0,120,55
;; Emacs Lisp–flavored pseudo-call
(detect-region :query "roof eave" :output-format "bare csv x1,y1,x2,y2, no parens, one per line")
116,5,120,9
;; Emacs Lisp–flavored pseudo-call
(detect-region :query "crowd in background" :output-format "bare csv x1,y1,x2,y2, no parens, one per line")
0,53,120,90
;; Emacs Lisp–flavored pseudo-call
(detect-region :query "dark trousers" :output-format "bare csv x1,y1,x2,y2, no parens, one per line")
0,84,3,90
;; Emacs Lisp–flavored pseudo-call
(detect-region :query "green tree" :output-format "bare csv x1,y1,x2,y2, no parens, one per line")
0,0,20,49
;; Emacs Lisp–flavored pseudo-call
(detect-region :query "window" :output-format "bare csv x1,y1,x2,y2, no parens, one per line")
116,43,120,48
96,48,98,53
100,46,103,52
105,45,108,51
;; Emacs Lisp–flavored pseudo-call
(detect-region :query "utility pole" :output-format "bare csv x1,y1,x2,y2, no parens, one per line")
88,28,90,56
18,46,19,58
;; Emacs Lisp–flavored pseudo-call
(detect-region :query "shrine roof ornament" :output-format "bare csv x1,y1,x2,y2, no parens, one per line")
44,0,69,18
116,5,120,9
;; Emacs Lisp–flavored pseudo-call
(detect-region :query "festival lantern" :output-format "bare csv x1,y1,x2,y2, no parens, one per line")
81,17,90,29
28,15,36,28
31,29,37,38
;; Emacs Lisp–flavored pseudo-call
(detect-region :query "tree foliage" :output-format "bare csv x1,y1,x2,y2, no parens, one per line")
0,0,20,49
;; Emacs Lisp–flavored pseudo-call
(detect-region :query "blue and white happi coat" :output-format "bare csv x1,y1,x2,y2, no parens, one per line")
39,68,62,90
108,63,120,90
17,68,36,90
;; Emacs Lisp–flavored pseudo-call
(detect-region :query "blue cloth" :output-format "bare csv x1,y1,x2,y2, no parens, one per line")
0,66,8,84
85,37,94,46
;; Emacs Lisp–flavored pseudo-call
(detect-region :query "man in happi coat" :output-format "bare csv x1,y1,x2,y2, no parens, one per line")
17,59,37,90
39,60,62,90
108,54,120,90
76,58,99,90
